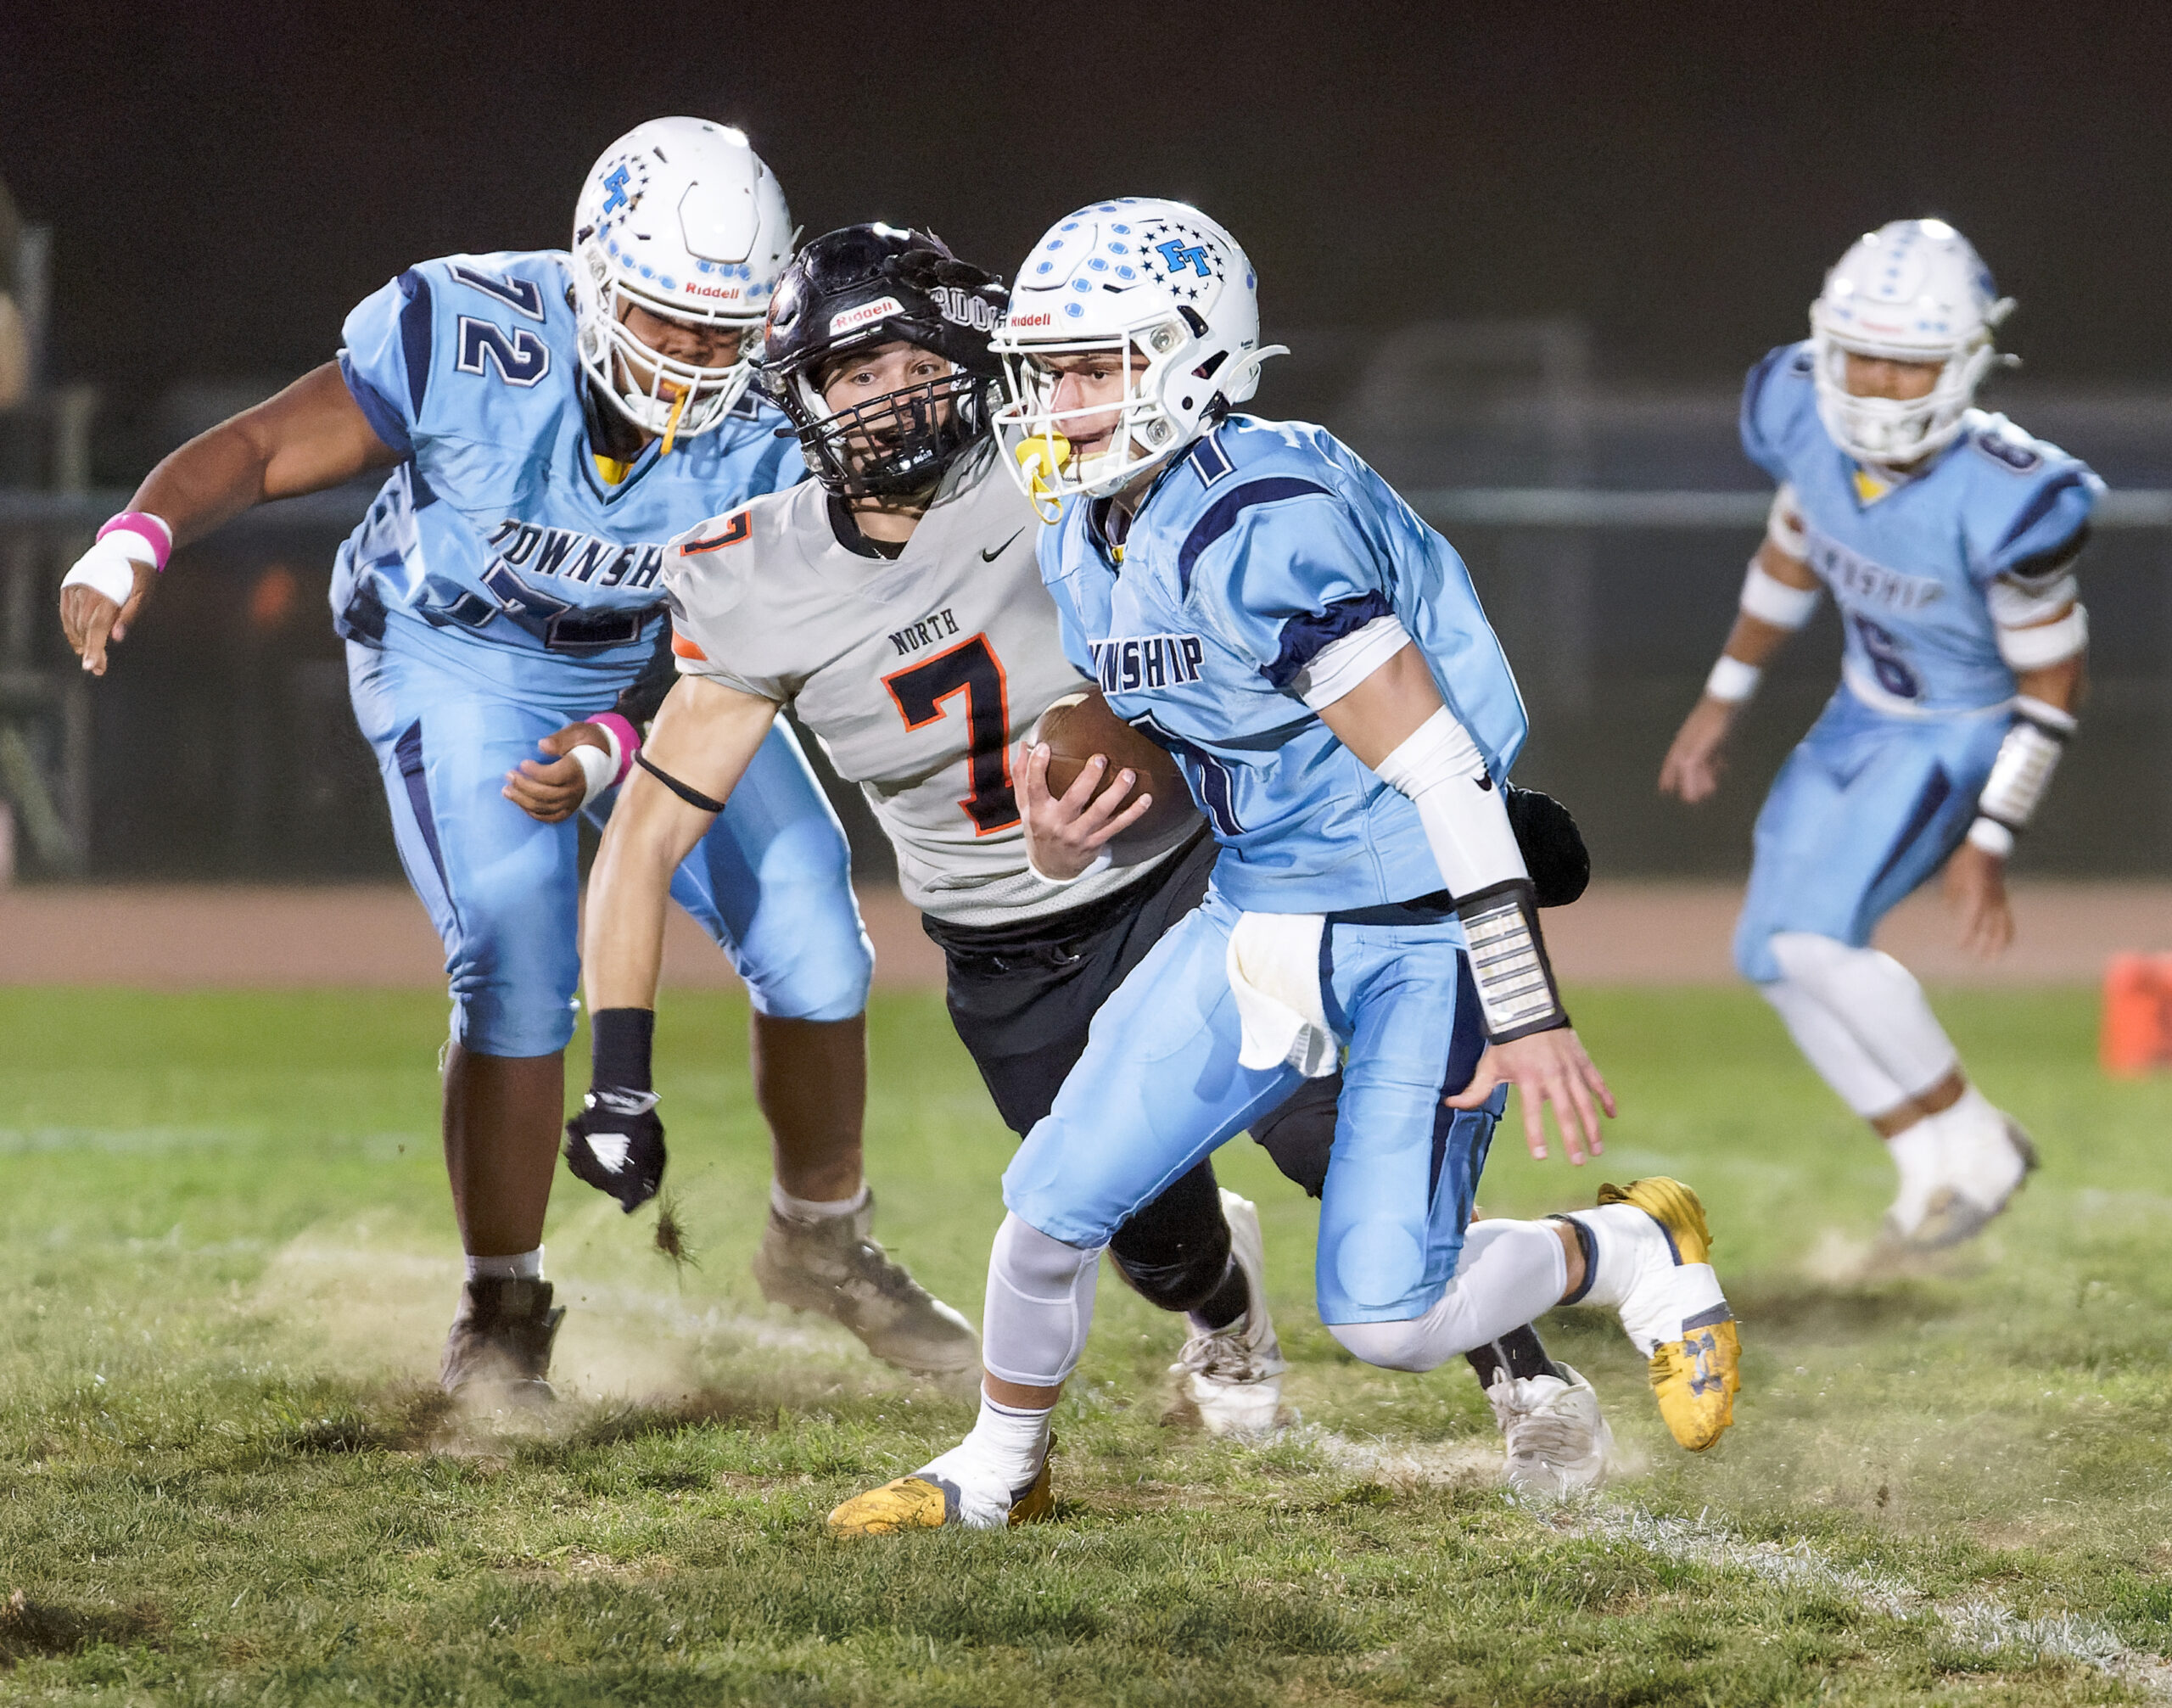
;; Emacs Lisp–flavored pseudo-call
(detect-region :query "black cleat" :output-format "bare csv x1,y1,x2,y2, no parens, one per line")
440,1277,566,1407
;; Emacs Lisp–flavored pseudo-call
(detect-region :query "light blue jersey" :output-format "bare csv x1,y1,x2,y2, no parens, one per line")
334,249,803,703
327,247,865,1056
1036,417,1528,914
1732,344,2101,986
1009,417,1519,1326
1741,340,2101,717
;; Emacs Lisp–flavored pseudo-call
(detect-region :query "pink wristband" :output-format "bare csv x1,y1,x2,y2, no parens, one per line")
97,511,175,571
591,713,641,786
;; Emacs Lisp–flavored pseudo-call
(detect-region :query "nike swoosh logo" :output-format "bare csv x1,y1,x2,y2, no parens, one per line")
982,529,1027,562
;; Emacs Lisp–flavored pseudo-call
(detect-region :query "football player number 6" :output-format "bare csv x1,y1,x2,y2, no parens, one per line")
882,634,1019,834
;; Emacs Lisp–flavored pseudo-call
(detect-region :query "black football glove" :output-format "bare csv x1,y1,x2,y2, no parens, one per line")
1503,782,1591,909
563,1087,666,1213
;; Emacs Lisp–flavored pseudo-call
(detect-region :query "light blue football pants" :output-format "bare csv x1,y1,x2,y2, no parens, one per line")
1001,886,1505,1326
1734,687,2009,986
349,638,872,1057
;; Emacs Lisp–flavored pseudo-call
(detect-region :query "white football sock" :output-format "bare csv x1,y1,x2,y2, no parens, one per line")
1760,976,1912,1118
981,1212,1102,1390
466,1247,543,1282
770,1181,870,1222
920,1392,1054,1528
1884,1118,1945,1234
1327,1220,1565,1372
1935,1085,2028,1209
1564,1203,1725,1358
1768,933,1957,1100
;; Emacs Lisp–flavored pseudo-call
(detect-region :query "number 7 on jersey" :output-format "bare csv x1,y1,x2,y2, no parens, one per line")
882,634,1019,834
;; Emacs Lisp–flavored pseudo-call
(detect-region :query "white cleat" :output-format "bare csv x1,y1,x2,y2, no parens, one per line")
1488,1364,1613,1493
1169,1190,1288,1438
1906,1093,2038,1250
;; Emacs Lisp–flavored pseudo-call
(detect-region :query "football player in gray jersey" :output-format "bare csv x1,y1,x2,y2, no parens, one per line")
571,226,1590,1459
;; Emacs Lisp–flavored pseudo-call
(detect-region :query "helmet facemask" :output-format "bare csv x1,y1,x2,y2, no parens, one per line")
993,314,1221,505
571,243,761,449
786,350,994,499
1809,316,1998,468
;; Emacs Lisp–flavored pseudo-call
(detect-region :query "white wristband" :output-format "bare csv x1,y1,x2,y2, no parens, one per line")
1027,843,1112,887
60,535,146,608
1705,655,1763,703
571,741,616,808
1372,706,1527,899
1966,817,2015,858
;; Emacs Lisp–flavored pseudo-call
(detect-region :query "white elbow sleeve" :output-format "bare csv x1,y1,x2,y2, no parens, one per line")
1995,602,2088,671
1373,708,1567,1040
1739,557,1822,630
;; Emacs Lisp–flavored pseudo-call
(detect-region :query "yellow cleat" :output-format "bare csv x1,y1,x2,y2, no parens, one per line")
827,1444,1054,1535
1647,1319,1739,1452
1596,1177,1740,1453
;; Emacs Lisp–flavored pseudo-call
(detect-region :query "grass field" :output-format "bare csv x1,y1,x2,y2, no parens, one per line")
1,984,2170,1704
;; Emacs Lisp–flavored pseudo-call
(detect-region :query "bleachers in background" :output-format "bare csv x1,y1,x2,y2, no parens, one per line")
1,320,2167,883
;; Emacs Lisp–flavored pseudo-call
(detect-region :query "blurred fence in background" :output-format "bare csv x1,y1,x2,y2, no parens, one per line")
3,305,2170,885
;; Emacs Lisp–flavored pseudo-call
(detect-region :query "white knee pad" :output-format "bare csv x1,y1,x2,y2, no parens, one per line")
1327,1220,1565,1373
981,1212,1103,1389
1758,976,1910,1119
1767,932,1956,1100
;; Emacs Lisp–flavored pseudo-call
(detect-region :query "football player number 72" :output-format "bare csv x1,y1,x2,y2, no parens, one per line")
882,634,1020,834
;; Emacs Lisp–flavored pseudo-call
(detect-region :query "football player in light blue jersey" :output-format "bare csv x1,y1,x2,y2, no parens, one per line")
1660,219,2099,1251
57,119,975,1400
831,200,1743,1535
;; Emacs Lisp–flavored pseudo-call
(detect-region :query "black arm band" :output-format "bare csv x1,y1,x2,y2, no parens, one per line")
591,1007,656,1094
636,752,728,815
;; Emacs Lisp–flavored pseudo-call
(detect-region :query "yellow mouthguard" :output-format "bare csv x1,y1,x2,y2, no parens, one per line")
1015,433,1073,523
658,386,691,457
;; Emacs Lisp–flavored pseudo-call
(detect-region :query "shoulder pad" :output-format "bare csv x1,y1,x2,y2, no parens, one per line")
1967,412,2046,476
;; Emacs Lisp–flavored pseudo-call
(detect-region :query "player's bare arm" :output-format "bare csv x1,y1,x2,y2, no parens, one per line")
1658,535,1820,804
581,675,780,1015
1317,641,1616,1166
60,363,400,675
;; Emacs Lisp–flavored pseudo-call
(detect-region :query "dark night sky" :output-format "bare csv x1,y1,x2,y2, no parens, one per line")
6,0,2170,394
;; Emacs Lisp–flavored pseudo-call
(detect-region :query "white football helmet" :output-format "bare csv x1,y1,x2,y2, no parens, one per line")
571,118,793,444
990,198,1285,503
1809,218,2013,467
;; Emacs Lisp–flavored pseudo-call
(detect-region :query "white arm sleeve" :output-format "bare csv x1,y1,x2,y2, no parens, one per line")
1372,707,1567,1039
1369,706,1527,898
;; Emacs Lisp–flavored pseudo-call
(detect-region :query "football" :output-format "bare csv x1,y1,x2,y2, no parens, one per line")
1026,687,1198,852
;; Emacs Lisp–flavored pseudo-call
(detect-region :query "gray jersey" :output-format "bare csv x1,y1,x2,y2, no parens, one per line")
661,440,1196,926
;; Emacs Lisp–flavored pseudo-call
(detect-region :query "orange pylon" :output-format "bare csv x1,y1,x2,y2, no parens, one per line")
2102,953,2172,1075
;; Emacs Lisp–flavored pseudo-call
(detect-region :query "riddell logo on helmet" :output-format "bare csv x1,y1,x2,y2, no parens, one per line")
1007,311,1055,330
685,283,743,300
830,296,906,337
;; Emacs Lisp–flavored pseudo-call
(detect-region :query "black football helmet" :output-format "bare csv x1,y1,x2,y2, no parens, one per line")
760,224,1007,498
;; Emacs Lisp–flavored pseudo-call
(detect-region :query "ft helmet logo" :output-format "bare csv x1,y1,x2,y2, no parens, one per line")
1155,238,1212,278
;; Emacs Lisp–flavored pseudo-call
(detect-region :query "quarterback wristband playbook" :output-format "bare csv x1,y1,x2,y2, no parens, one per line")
1967,695,2077,858
61,511,174,608
1373,706,1570,1041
